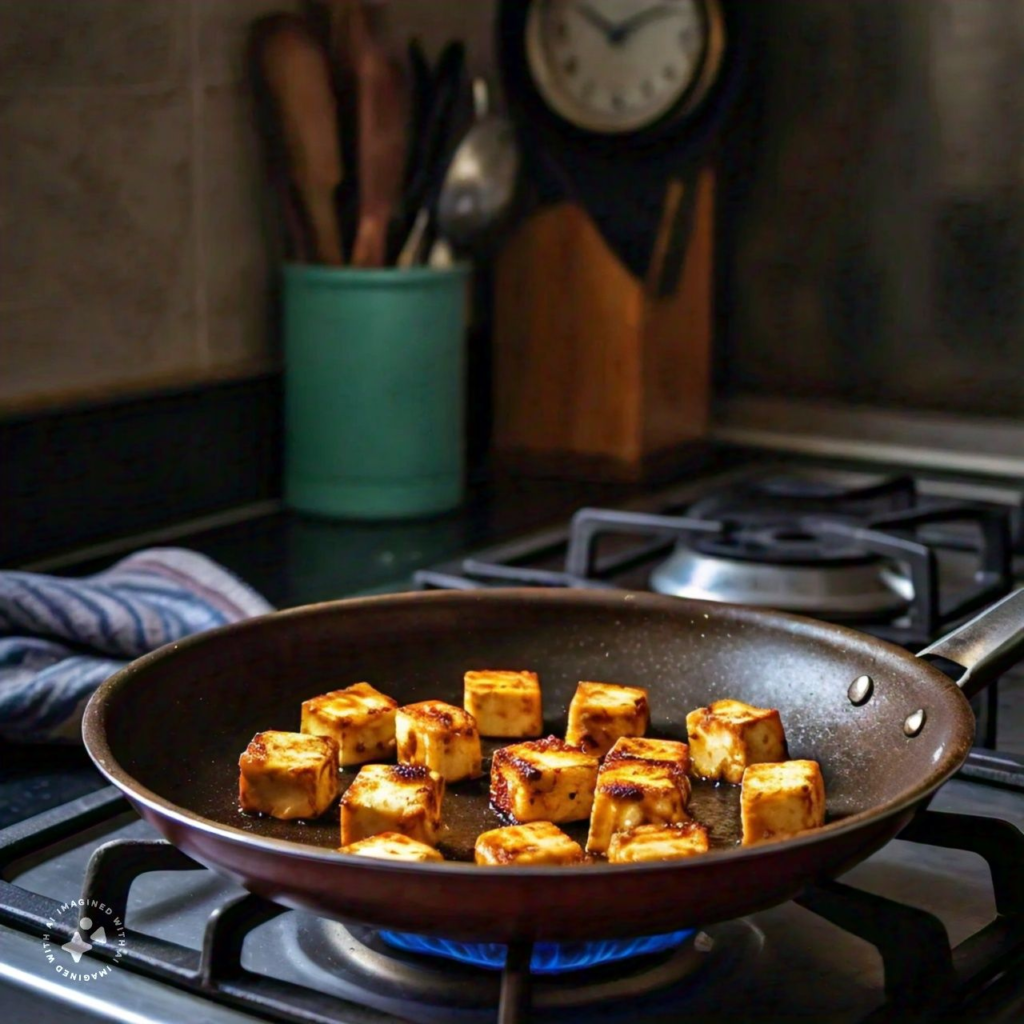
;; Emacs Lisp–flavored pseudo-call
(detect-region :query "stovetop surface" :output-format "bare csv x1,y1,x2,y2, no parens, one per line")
5,451,1024,1022
1,775,1021,1024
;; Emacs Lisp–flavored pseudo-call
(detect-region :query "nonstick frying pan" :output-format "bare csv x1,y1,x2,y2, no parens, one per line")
82,588,1024,944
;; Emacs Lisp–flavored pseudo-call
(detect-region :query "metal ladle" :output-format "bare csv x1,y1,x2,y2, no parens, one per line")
432,78,520,260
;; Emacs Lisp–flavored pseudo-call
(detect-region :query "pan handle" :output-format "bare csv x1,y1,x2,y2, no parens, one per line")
917,589,1024,699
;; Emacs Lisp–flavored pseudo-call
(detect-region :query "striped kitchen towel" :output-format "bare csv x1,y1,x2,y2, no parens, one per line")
0,548,272,743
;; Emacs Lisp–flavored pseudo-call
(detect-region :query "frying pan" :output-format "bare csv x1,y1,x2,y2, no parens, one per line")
82,588,1024,944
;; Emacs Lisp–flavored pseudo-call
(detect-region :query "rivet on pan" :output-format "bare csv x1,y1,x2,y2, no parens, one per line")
848,675,873,706
904,709,926,737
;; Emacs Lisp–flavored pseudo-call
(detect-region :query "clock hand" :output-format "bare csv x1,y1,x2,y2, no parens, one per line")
573,2,619,44
609,4,685,44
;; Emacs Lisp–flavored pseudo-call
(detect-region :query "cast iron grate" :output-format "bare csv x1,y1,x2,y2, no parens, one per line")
1,787,1023,1024
415,474,1019,759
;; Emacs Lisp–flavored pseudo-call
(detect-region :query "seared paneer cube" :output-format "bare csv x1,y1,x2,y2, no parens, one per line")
395,700,482,782
604,736,691,778
686,699,788,783
490,735,599,823
339,831,444,863
741,759,826,846
565,681,650,757
585,760,691,855
463,670,543,738
474,821,585,866
606,821,710,863
340,763,444,847
238,730,339,820
301,682,398,767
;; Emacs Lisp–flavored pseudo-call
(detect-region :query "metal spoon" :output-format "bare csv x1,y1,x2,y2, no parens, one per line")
434,79,520,255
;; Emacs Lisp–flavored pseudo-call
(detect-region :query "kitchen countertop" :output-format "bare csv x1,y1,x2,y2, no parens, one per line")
0,475,653,828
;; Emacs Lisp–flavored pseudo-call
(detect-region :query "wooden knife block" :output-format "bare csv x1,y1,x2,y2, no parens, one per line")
492,167,714,480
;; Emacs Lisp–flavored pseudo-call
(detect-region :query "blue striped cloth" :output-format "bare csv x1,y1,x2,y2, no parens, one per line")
0,548,272,743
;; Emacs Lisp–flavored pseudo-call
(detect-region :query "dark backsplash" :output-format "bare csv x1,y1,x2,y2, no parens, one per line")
718,0,1024,418
0,376,281,567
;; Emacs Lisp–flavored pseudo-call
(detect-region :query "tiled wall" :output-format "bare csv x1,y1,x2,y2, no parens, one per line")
0,0,495,415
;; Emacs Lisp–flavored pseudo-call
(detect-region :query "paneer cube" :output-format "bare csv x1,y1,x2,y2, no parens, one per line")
607,821,710,863
463,670,543,738
395,700,482,782
238,730,339,820
565,681,649,757
490,735,599,823
474,821,585,866
340,763,445,847
339,831,444,863
686,699,788,784
301,682,398,767
604,736,691,778
585,760,691,855
741,759,826,846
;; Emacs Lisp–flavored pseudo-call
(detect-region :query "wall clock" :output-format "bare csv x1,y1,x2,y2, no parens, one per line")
524,0,725,136
499,0,746,277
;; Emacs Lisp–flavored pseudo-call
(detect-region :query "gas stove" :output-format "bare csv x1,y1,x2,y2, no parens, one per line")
1,778,1023,1023
3,456,1024,1023
419,462,1024,757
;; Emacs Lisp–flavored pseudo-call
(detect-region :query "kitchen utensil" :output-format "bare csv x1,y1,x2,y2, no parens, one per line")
346,1,408,268
405,37,433,188
651,173,701,298
428,237,454,268
83,586,1024,943
248,17,310,262
396,207,430,268
395,41,468,260
435,79,521,255
258,15,345,265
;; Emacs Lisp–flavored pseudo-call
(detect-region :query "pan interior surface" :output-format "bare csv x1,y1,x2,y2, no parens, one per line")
86,589,973,867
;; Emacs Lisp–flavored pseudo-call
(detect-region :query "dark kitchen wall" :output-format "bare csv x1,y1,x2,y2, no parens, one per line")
0,0,494,417
718,0,1024,417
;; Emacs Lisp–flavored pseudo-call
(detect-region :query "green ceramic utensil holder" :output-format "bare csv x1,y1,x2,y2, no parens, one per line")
282,264,470,519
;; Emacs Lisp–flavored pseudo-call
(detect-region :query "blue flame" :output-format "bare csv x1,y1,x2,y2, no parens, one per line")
379,929,695,974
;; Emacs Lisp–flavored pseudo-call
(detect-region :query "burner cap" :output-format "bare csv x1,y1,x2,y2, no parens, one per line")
650,546,911,618
690,518,878,567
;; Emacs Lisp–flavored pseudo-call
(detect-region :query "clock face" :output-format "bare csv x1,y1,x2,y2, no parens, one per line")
525,0,714,134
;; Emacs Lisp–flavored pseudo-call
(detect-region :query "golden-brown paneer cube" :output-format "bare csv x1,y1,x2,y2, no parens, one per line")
395,700,482,782
604,736,691,778
339,831,444,863
474,821,585,866
463,670,543,738
490,736,599,824
686,699,788,784
741,759,826,846
238,731,339,820
340,763,445,847
565,681,650,757
607,822,710,863
301,682,398,767
585,760,691,855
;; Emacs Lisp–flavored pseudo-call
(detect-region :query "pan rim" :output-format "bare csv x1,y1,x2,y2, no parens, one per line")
81,587,975,878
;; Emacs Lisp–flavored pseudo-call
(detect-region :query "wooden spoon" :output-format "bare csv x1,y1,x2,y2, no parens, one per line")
259,15,345,265
337,0,408,268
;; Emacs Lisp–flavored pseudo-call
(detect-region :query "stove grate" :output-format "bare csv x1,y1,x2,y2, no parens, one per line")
1,788,1023,1024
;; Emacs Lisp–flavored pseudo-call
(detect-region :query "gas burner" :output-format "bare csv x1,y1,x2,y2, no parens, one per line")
285,916,763,1017
649,541,912,617
648,475,919,617
379,927,696,973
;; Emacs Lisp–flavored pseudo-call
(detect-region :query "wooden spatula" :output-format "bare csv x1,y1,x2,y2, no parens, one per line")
336,0,408,268
259,15,345,265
